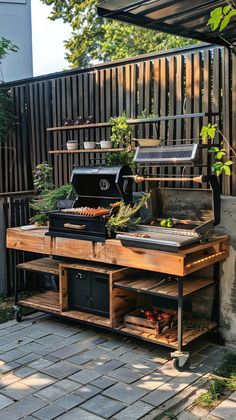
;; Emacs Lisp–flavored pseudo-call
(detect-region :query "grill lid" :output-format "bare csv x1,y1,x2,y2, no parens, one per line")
70,165,133,202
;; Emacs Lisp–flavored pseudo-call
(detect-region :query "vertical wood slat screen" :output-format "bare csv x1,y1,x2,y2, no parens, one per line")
0,44,235,195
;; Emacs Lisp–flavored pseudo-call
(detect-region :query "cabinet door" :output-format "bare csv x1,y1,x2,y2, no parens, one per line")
68,269,91,311
91,273,109,316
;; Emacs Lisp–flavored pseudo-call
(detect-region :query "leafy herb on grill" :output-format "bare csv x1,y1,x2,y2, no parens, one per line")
106,193,150,237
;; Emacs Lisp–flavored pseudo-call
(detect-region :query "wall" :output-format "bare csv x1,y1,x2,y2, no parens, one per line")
0,0,33,82
219,196,236,343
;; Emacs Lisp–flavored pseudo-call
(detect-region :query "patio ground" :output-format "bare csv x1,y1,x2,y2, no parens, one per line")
0,312,234,419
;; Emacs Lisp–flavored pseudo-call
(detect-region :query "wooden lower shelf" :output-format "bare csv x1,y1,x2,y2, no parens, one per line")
18,291,60,314
115,320,217,349
61,310,111,327
17,258,63,276
114,276,214,299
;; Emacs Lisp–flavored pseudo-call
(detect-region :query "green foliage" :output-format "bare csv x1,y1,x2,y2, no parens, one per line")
0,37,18,61
200,124,217,144
0,38,19,143
33,162,54,192
214,352,236,379
0,88,14,143
137,109,158,119
200,124,235,176
208,5,236,32
106,193,150,237
106,150,135,169
197,378,227,408
40,0,197,68
109,114,132,147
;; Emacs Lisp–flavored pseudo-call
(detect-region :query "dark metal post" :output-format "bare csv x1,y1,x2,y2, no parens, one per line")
0,198,7,296
177,277,183,352
212,262,220,324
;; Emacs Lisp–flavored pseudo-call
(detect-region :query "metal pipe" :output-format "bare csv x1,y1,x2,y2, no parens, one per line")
124,175,203,183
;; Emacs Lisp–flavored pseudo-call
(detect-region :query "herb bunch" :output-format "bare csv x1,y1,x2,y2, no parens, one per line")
106,193,150,237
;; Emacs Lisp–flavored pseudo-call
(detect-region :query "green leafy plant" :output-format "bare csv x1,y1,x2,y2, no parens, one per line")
33,162,54,192
30,184,73,225
200,124,235,176
214,352,236,379
106,193,150,237
109,114,133,147
0,37,19,143
106,150,135,170
208,4,236,32
137,109,158,119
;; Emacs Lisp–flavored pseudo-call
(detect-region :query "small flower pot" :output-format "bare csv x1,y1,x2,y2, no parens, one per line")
84,141,96,150
100,140,112,149
66,140,78,150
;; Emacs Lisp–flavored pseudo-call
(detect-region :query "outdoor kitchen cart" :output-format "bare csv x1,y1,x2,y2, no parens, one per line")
6,163,229,370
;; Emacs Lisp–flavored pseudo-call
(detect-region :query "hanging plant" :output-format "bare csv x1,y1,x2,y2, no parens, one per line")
200,124,235,176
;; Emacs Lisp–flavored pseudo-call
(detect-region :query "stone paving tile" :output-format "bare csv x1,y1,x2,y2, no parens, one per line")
15,353,40,366
142,371,200,407
35,379,81,402
80,394,126,418
114,400,154,420
210,398,236,419
0,343,19,354
125,358,160,375
99,339,124,350
35,334,66,346
178,412,201,420
68,347,109,365
20,372,57,389
55,393,85,410
93,359,125,374
28,358,54,370
57,407,104,419
0,393,14,409
69,369,102,384
133,371,171,391
12,395,48,415
0,372,21,388
39,360,80,380
14,367,36,379
90,376,117,390
18,343,45,355
0,361,20,374
107,366,144,384
74,384,101,400
229,390,236,402
1,381,35,401
33,403,66,420
103,382,148,404
0,406,23,419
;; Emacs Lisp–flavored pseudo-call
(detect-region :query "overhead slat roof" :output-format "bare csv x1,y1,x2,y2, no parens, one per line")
97,0,236,47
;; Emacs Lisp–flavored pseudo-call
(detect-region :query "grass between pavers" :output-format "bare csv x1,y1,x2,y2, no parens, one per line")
0,296,15,323
196,352,236,409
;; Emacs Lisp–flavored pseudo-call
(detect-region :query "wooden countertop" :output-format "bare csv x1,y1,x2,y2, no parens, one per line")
6,227,229,276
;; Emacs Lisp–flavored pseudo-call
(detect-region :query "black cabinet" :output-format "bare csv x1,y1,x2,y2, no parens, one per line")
68,268,109,317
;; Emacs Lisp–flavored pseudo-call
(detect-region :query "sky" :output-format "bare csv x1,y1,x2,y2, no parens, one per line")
31,0,71,76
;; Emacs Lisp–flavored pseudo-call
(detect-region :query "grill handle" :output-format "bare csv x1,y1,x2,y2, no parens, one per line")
64,223,87,230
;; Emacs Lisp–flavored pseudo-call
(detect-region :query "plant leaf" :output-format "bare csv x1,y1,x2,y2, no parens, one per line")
223,5,231,14
213,161,223,170
209,147,219,153
215,151,226,159
220,15,231,31
224,160,234,166
223,165,231,175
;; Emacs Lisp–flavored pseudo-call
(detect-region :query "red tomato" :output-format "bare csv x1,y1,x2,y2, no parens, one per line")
162,313,171,320
144,310,153,318
147,316,156,322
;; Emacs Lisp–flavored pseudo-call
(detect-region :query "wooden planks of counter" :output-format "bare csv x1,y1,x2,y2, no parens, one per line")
7,227,229,276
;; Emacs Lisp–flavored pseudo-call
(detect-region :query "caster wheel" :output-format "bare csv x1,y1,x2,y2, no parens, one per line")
15,310,22,322
172,356,190,371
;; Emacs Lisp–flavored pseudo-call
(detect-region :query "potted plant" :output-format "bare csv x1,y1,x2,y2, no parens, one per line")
100,139,112,149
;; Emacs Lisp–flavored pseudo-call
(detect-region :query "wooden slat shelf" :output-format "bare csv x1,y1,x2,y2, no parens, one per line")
115,320,217,349
48,148,126,155
47,122,112,132
114,277,214,299
18,291,60,314
61,310,111,327
17,258,63,276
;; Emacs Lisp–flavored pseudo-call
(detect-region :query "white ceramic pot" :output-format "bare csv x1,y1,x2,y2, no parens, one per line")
100,140,112,149
66,140,78,150
84,141,96,150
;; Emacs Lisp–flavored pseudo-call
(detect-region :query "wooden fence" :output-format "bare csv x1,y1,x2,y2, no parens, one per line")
0,43,235,196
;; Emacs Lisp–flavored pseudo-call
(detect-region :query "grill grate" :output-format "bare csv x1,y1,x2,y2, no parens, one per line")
134,144,198,164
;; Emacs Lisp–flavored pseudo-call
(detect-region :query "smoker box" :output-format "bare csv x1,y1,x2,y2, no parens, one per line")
117,175,221,252
46,165,133,242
